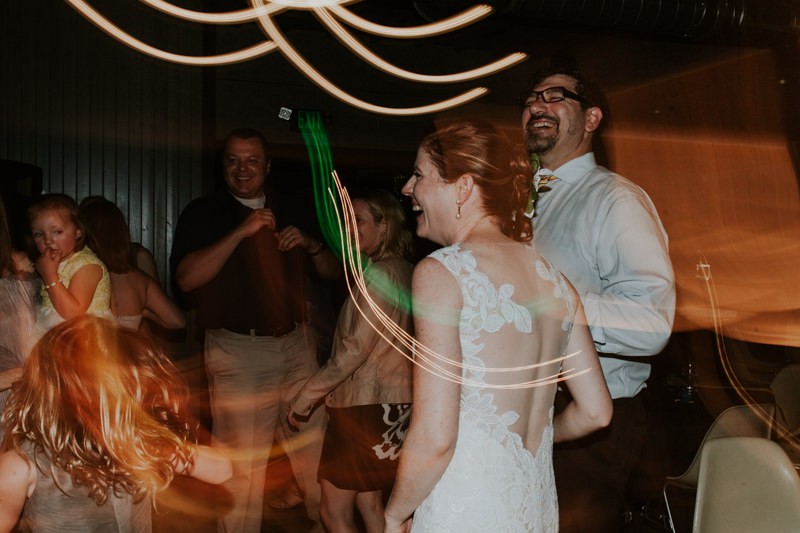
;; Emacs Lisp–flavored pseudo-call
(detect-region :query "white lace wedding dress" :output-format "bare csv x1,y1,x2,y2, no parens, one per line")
411,243,575,533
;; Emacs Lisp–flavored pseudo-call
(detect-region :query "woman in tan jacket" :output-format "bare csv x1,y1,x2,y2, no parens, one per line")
289,188,413,533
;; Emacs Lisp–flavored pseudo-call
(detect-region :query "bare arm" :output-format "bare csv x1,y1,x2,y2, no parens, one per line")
553,296,613,443
186,445,233,485
385,259,461,532
175,208,276,292
0,451,35,533
42,263,103,320
289,266,394,425
142,273,186,329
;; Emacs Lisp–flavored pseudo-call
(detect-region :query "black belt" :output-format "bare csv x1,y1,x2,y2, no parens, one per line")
233,323,296,338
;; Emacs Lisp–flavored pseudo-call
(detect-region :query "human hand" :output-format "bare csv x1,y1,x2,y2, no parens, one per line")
237,208,277,239
276,226,314,253
384,515,412,533
286,409,305,433
35,246,61,279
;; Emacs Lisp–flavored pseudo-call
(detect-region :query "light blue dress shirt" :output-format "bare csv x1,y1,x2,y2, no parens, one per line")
533,152,676,399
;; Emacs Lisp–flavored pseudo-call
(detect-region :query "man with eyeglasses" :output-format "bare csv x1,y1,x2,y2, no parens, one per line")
521,67,676,532
171,128,339,533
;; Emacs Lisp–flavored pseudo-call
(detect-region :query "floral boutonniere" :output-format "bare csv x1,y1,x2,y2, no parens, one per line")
524,153,556,218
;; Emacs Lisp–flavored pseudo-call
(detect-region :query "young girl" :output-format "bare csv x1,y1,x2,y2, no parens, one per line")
28,193,112,333
0,315,232,532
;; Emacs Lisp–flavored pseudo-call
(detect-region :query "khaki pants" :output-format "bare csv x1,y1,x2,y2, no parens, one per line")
206,325,326,533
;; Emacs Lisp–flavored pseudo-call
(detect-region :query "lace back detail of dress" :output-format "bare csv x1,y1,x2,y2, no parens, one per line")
411,244,559,532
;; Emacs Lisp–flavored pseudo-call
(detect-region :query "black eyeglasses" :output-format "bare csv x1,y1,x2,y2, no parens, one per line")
520,86,589,109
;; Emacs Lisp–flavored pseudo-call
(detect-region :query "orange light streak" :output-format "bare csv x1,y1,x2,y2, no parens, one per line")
699,256,780,439
66,0,527,115
312,7,527,83
66,0,278,65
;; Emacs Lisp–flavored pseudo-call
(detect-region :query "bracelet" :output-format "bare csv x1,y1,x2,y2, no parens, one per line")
309,242,325,257
44,278,63,290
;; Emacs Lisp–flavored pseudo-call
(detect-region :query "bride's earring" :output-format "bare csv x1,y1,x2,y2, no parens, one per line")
456,199,462,219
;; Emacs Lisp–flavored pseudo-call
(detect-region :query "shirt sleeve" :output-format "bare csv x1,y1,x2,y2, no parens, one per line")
291,264,400,415
583,188,676,357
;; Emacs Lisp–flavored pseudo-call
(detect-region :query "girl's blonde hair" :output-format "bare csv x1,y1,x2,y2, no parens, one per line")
1,315,197,505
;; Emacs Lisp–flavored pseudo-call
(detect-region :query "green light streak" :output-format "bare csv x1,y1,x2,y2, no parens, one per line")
298,110,412,314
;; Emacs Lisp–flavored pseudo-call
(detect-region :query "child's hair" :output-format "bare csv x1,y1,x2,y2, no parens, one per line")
27,193,87,251
79,196,132,274
1,315,198,505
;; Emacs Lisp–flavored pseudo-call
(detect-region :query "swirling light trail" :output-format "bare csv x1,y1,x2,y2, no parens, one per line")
65,0,278,65
251,0,494,115
295,109,587,387
313,7,527,83
699,257,785,443
330,172,587,388
324,3,494,38
65,0,527,115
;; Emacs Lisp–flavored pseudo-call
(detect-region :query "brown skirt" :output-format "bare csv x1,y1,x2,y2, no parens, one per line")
318,403,411,493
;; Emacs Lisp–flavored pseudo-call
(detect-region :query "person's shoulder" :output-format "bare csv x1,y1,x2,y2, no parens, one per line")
120,267,152,292
373,255,414,284
584,166,651,205
180,193,230,215
0,448,35,492
71,247,104,269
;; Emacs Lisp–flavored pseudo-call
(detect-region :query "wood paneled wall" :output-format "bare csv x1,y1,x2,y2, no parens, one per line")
0,0,208,288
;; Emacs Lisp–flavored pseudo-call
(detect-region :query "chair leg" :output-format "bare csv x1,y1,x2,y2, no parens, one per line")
663,485,677,533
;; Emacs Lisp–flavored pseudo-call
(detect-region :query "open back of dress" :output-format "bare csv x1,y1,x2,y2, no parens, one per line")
412,242,576,533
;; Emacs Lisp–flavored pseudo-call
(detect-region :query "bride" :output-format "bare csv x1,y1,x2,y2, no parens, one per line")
384,120,612,532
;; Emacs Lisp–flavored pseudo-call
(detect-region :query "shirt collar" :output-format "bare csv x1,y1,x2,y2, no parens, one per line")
551,152,596,184
230,192,266,209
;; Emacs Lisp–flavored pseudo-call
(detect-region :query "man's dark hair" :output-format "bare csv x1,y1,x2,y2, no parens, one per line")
223,127,269,155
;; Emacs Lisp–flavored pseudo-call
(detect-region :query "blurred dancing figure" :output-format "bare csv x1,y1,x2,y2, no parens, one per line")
0,197,37,424
289,189,413,533
171,127,340,532
0,315,232,532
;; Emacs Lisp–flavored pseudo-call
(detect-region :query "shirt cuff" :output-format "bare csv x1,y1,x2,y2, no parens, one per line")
582,292,607,348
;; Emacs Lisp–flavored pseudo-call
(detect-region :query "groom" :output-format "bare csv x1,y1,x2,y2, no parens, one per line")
520,66,676,532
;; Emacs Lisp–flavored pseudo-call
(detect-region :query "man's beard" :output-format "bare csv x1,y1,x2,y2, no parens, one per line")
525,129,557,156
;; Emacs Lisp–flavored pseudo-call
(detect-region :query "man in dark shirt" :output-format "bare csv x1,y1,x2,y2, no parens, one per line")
171,127,339,533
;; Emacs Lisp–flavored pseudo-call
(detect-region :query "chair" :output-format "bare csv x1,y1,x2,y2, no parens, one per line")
693,437,800,532
662,403,774,532
770,364,800,465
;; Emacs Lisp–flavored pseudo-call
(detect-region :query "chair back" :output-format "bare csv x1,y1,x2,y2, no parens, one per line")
771,364,800,439
693,437,800,533
668,403,774,488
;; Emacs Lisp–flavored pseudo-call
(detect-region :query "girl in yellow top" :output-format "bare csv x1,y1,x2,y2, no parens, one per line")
28,193,111,333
